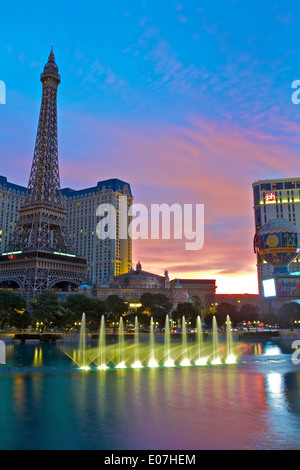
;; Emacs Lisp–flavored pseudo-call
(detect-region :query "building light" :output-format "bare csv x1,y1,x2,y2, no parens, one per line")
2,251,22,256
265,193,276,202
53,251,76,258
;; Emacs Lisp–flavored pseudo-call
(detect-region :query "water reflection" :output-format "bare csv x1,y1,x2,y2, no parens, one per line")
265,372,286,409
262,370,300,449
0,341,300,449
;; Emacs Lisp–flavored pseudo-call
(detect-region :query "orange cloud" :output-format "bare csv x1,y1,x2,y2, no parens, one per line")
59,112,300,294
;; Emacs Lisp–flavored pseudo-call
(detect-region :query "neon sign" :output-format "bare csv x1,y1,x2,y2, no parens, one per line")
265,192,276,202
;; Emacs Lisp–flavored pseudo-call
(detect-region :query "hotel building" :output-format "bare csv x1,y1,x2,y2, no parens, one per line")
0,175,133,286
252,177,300,294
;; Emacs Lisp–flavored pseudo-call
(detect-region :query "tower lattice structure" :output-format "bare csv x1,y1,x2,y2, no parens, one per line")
0,49,89,300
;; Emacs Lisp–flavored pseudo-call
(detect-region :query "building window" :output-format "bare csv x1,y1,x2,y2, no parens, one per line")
260,183,271,191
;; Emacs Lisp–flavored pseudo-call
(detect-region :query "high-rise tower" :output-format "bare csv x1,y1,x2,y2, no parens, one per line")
0,49,89,299
253,177,300,294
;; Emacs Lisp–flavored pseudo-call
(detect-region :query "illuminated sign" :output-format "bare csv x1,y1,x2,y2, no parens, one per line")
265,193,276,202
262,279,276,297
263,276,300,297
277,278,300,297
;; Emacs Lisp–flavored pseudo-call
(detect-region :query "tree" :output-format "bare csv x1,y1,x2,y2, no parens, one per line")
30,291,64,330
238,304,260,323
212,302,239,327
277,302,300,329
63,294,107,330
139,293,172,327
106,295,127,319
0,291,27,328
172,302,197,325
261,311,278,327
192,295,203,317
11,310,32,331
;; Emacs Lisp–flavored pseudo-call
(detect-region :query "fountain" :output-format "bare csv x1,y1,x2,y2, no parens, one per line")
116,317,126,369
211,316,221,365
132,316,142,368
225,315,236,364
97,315,108,370
79,313,90,370
148,317,159,368
164,314,175,367
71,312,238,371
180,316,191,366
195,315,207,365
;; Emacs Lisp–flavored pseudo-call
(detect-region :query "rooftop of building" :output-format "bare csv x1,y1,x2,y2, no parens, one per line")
252,177,300,186
0,176,27,195
170,278,216,285
61,178,132,199
0,175,132,198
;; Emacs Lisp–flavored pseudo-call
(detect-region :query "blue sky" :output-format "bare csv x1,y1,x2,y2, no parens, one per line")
1,1,300,292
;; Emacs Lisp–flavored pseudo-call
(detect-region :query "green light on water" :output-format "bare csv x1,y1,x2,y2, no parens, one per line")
225,354,237,364
164,359,175,368
115,361,127,369
148,359,159,368
195,357,208,366
180,358,191,367
132,360,143,369
211,358,222,365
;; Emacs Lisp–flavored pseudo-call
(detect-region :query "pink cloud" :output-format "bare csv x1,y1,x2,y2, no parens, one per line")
58,112,300,293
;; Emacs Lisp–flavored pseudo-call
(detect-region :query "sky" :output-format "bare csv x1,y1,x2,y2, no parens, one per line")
1,1,300,294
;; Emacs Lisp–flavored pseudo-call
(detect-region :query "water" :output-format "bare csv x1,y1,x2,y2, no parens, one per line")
0,340,300,450
1,317,300,450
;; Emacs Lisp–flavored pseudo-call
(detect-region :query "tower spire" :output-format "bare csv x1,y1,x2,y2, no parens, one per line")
25,51,61,207
0,50,89,299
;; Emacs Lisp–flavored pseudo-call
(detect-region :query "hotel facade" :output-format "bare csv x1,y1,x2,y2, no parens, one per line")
252,177,300,294
0,175,133,286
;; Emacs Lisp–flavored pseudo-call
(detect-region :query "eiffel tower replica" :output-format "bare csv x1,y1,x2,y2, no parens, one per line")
0,48,89,300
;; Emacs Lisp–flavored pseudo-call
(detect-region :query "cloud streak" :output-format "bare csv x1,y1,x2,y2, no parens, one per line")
56,110,300,293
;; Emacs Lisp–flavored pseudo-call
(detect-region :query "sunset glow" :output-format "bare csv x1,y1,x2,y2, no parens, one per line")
2,1,300,293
